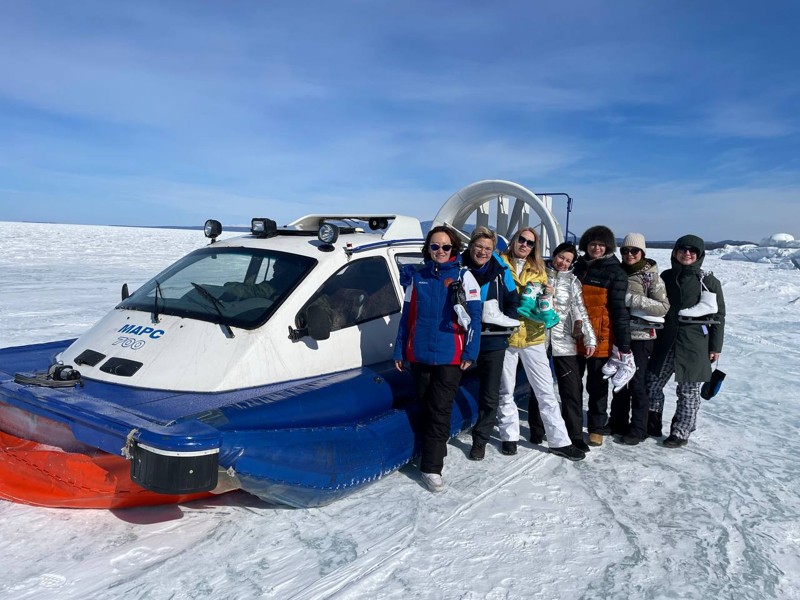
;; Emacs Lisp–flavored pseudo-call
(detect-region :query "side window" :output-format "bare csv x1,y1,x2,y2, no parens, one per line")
298,257,401,332
394,252,425,288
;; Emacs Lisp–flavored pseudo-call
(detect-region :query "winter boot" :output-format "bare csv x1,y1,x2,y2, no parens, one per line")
647,411,663,438
469,440,486,461
588,433,604,447
420,472,445,492
550,444,586,461
482,299,520,328
501,441,518,455
602,346,622,379
621,434,642,446
611,351,637,392
662,435,688,448
678,290,718,321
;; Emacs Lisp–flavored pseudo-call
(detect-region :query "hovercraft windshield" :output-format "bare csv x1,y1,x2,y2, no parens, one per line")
118,247,317,329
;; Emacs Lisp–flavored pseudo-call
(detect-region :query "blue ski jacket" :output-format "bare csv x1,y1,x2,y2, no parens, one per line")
393,257,482,365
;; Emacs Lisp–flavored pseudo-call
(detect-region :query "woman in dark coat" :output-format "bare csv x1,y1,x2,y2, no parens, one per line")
646,234,725,447
573,225,632,447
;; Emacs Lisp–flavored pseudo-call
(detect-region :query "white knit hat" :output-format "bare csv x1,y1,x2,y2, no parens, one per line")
621,232,647,255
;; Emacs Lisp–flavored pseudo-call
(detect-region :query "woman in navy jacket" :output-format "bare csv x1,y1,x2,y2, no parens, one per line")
394,225,482,492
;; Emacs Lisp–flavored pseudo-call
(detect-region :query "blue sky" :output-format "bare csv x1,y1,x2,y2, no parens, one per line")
1,1,798,241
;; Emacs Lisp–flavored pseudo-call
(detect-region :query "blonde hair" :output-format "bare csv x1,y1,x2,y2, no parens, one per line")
504,227,546,274
469,226,497,250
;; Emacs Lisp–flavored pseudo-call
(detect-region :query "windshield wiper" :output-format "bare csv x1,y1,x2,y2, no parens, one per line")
190,282,235,338
152,280,163,324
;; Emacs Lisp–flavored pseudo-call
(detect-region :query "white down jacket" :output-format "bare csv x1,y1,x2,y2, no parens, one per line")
546,263,598,356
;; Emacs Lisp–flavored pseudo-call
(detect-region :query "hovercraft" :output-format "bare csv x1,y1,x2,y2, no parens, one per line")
0,181,567,509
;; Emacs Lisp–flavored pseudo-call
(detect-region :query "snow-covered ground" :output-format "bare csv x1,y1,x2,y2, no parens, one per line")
1,222,799,600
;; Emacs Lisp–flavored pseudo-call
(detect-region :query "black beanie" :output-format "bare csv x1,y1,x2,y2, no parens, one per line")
579,225,616,253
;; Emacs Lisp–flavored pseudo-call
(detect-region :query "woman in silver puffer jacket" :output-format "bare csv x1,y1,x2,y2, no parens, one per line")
544,242,598,452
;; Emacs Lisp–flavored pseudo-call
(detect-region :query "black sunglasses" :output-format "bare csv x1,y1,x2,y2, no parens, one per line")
517,237,536,248
620,247,642,255
677,245,699,254
429,243,453,252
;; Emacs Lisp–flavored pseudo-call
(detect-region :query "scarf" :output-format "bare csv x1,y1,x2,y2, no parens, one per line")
621,258,646,275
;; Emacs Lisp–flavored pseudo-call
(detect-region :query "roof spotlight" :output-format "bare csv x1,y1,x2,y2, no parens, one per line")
318,223,340,245
251,218,278,238
204,219,222,243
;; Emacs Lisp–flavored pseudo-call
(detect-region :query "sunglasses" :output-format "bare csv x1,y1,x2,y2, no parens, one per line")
620,247,642,256
517,237,536,248
677,245,699,254
429,243,453,252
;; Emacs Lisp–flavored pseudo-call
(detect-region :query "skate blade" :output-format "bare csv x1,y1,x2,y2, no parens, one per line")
678,316,720,324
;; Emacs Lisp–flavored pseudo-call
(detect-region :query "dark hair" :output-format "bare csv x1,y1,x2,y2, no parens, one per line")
551,242,578,261
423,225,462,258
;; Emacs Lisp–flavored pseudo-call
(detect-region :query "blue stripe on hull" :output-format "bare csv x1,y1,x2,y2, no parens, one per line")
1,341,523,508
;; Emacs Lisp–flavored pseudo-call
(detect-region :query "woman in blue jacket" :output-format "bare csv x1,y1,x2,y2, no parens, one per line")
460,227,521,461
394,225,482,492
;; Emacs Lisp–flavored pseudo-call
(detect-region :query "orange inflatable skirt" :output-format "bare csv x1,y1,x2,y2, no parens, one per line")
0,429,213,509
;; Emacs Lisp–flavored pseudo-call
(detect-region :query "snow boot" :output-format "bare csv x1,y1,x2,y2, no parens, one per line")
550,444,586,461
482,299,520,328
469,440,486,461
588,433,604,447
611,351,636,392
662,435,688,449
501,441,518,455
420,472,445,492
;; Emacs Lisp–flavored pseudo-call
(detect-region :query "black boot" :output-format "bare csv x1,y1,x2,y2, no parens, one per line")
647,411,663,438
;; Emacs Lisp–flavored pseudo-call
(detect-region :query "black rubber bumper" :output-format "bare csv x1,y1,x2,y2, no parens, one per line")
130,442,219,494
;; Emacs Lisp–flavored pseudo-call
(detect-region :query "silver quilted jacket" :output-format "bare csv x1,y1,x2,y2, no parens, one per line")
546,263,598,356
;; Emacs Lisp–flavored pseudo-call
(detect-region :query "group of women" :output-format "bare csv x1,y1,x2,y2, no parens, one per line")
393,224,726,493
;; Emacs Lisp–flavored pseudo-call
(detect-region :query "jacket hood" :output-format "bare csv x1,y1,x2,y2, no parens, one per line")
671,234,706,270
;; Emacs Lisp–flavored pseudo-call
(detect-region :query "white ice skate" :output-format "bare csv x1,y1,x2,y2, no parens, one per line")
482,299,520,328
630,308,665,330
453,304,471,330
611,351,636,392
678,289,719,324
602,345,622,379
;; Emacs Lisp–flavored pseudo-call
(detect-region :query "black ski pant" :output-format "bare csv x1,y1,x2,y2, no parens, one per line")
470,348,506,445
553,354,585,443
412,363,463,475
610,339,654,439
578,355,611,434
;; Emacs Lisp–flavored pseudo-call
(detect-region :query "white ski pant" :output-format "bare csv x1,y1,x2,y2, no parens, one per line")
498,344,571,448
